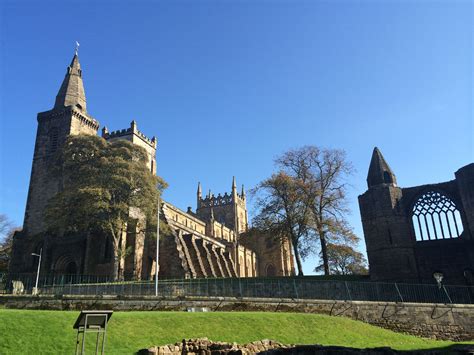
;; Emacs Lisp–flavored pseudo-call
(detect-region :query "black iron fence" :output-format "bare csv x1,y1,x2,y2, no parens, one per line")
1,273,473,305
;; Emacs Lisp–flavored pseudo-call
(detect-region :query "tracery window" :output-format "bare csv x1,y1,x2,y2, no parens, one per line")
412,190,463,241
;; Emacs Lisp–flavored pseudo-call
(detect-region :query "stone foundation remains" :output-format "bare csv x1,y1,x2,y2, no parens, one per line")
139,338,474,355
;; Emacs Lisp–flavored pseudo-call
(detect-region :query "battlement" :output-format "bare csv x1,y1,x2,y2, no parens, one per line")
196,178,248,234
198,192,244,208
102,120,157,148
197,177,246,209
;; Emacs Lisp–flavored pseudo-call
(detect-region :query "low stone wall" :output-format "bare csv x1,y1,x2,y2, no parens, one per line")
141,338,474,355
1,295,473,341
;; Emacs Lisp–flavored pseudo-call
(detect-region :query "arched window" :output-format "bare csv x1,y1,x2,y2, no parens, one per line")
266,264,276,277
412,190,463,241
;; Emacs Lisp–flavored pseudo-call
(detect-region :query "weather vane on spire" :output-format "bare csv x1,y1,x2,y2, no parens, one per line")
75,41,80,55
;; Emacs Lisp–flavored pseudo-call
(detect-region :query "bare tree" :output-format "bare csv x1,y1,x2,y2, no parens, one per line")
253,146,354,276
276,146,354,275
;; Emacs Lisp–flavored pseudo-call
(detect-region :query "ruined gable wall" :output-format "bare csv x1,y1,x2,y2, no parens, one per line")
360,163,474,285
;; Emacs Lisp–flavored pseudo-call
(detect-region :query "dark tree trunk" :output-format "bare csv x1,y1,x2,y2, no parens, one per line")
319,230,330,276
112,233,121,281
113,249,120,281
291,239,304,276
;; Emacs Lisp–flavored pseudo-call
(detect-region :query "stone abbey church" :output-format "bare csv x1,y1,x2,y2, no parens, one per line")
9,53,295,279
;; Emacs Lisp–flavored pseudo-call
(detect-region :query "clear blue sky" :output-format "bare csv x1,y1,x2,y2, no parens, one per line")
0,0,472,274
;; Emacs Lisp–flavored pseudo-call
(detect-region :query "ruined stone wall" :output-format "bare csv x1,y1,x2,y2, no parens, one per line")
359,163,474,285
358,185,418,282
141,338,473,355
455,164,474,234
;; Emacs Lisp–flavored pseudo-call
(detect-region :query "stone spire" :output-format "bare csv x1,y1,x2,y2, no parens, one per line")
241,184,246,199
54,52,87,112
367,147,397,188
232,176,237,191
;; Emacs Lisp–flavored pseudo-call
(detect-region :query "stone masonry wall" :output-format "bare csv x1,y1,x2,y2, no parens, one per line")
140,338,474,355
1,296,472,341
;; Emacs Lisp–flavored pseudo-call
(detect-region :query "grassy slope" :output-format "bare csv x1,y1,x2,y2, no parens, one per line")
0,310,471,354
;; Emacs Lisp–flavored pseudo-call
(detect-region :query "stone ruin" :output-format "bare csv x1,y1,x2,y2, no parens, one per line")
139,338,474,355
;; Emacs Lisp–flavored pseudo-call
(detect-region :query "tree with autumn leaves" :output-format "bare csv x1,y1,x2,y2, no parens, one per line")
45,135,167,280
252,146,367,276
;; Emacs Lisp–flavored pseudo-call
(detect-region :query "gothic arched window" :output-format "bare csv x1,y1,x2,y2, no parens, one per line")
266,263,276,277
412,190,463,241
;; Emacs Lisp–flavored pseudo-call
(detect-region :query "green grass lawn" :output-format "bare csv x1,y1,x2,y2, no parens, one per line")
0,309,471,354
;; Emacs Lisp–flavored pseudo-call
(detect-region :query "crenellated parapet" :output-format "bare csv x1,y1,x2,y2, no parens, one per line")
102,120,157,174
197,191,243,208
102,120,157,149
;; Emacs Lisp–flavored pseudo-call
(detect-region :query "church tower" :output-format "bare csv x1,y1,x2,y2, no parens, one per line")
358,147,418,282
23,51,100,236
196,177,249,235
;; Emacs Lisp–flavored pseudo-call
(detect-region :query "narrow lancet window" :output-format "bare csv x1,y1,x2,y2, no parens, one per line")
49,127,59,153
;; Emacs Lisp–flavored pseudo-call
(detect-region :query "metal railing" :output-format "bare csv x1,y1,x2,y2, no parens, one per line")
1,273,473,305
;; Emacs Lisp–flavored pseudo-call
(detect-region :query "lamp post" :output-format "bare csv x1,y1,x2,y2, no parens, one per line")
31,248,42,295
155,195,160,297
433,271,444,289
433,271,452,303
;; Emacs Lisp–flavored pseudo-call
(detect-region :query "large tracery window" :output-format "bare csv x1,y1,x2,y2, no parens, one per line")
412,190,464,241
